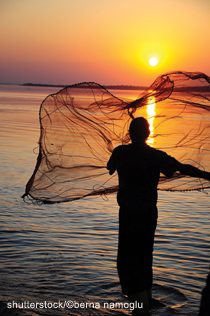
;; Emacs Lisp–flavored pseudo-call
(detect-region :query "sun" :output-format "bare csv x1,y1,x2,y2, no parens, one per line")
149,57,158,67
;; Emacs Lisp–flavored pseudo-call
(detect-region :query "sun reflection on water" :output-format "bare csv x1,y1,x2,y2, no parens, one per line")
146,94,156,146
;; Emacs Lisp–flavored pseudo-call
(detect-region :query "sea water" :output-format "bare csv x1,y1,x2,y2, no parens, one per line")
0,84,210,316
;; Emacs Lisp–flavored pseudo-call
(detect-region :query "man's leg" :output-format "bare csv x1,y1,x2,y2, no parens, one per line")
117,201,157,315
128,290,149,316
146,288,152,308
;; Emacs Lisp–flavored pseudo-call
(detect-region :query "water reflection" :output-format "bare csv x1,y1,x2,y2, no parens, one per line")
146,94,156,146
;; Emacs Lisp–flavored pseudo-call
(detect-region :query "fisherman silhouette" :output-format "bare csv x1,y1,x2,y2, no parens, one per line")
107,117,210,316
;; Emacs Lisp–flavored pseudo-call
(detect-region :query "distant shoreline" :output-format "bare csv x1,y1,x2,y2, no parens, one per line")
21,83,147,90
21,83,210,92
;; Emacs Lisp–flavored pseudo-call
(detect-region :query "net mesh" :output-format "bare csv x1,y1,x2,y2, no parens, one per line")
22,71,210,204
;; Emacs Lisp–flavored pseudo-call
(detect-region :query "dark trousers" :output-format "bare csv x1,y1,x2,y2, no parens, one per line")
117,199,157,295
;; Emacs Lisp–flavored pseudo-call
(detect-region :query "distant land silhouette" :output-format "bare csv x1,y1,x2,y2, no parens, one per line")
22,83,147,90
22,83,210,92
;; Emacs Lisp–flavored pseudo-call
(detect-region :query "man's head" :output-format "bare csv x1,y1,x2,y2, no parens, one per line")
129,117,150,142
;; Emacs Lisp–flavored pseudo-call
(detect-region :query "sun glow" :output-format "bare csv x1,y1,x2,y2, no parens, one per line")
149,57,158,67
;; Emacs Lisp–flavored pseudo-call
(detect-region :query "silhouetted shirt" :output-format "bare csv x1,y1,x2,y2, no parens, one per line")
107,142,179,205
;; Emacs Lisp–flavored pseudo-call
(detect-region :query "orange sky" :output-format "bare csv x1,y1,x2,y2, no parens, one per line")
0,0,209,86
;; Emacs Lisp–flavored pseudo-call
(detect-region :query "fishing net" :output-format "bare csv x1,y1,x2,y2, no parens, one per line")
22,71,210,204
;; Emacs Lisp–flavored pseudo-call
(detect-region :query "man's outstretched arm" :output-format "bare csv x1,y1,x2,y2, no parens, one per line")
178,163,210,181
